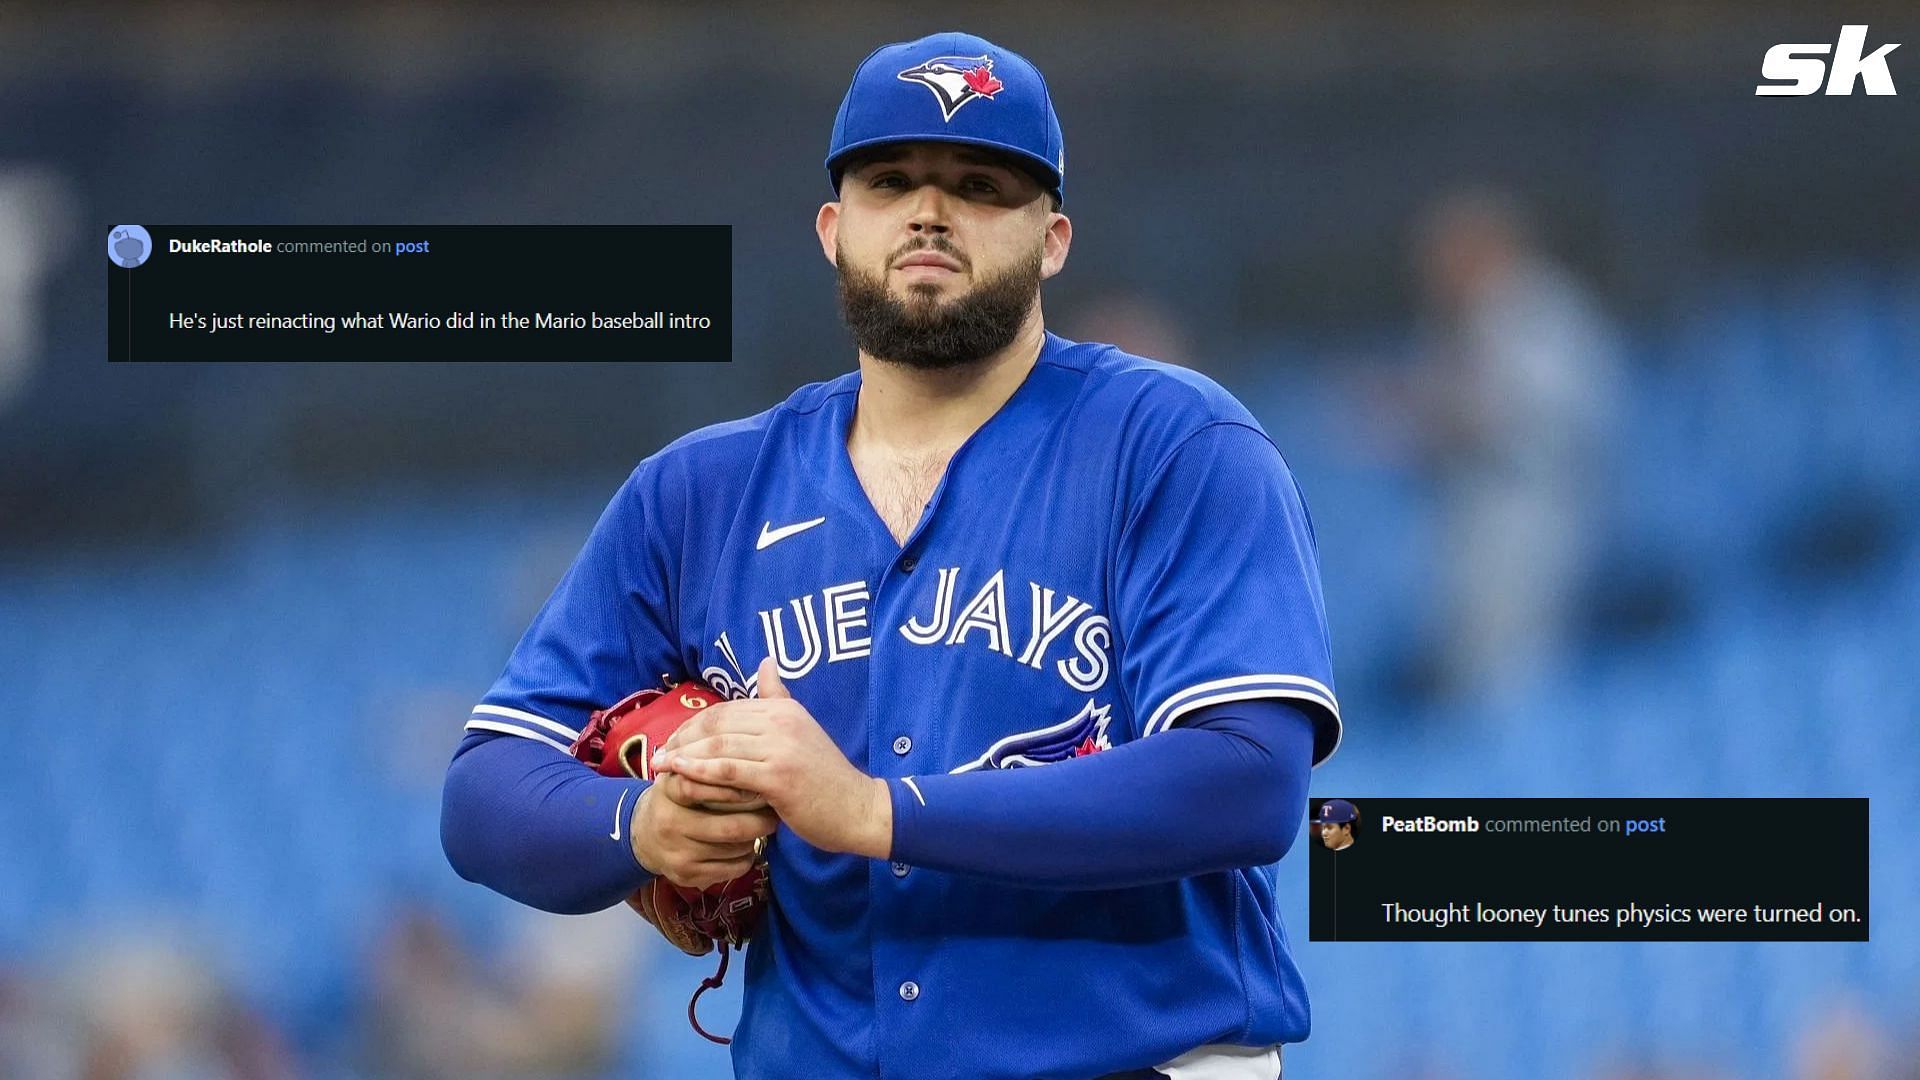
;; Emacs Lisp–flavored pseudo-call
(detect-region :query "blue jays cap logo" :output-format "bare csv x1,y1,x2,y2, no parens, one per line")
896,54,1004,122
952,700,1111,773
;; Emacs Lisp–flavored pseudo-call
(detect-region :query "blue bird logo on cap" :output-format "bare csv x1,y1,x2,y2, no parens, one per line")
896,54,1004,121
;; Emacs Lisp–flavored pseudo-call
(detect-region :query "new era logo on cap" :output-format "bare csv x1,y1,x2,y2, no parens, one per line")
898,55,1005,121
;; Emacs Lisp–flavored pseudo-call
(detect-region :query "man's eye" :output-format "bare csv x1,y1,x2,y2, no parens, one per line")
963,178,999,194
870,174,907,189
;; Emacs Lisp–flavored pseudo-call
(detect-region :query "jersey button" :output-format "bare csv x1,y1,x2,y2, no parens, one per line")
898,554,918,573
892,735,912,755
891,861,910,878
898,981,920,1002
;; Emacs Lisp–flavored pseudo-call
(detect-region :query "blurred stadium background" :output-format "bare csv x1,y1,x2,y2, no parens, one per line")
3,3,1917,1077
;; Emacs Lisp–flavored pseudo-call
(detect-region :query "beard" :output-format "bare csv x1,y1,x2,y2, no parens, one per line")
836,241,1042,371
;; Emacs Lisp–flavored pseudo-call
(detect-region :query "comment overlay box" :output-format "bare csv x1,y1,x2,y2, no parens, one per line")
1308,798,1867,941
106,226,730,362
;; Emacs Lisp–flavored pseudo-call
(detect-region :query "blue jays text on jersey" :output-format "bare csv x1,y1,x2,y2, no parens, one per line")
696,562,1116,701
468,331,1341,1080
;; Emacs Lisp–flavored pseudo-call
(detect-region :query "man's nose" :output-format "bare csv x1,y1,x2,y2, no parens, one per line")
905,186,951,234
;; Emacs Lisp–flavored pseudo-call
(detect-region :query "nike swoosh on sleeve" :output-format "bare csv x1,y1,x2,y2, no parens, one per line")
610,788,631,841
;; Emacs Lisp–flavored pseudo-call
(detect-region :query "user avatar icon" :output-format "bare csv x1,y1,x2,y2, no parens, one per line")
109,225,152,268
1313,798,1359,851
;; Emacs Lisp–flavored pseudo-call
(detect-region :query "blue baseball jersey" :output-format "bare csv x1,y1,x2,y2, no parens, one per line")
470,331,1341,1079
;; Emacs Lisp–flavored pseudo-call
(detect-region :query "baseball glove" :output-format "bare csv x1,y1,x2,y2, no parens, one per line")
570,680,771,1044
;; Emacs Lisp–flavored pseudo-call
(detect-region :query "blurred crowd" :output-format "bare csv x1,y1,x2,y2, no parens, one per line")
3,931,1913,1079
1365,189,1621,700
0,908,646,1080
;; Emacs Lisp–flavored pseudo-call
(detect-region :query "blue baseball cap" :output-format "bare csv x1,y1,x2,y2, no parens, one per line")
1313,799,1359,825
825,31,1065,205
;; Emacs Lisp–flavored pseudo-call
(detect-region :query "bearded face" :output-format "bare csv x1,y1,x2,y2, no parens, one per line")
835,237,1042,370
822,142,1063,371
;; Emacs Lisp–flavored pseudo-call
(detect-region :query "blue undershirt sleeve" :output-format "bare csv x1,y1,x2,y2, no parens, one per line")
440,731,653,915
886,698,1315,890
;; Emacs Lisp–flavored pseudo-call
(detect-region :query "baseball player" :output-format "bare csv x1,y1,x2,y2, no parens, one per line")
1314,799,1359,851
442,31,1341,1080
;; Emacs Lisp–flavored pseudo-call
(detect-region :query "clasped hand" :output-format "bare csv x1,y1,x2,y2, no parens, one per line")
647,658,892,863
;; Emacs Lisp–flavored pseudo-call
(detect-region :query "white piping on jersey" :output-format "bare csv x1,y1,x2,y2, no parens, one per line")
1142,674,1338,736
1143,674,1344,767
464,718,573,755
471,704,581,740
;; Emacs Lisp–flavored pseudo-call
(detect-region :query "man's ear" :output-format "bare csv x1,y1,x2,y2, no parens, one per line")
1040,210,1072,281
816,202,841,269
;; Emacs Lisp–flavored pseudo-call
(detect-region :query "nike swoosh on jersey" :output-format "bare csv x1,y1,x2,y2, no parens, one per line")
610,788,631,841
756,516,827,550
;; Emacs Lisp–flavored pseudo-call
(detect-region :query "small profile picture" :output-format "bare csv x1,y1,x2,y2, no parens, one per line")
109,225,153,268
1312,798,1359,851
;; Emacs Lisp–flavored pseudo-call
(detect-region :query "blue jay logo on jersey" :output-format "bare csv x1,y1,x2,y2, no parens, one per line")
951,699,1112,772
897,55,1004,121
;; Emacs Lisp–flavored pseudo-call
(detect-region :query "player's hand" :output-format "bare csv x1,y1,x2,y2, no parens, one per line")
629,782,779,889
653,658,892,860
653,769,770,813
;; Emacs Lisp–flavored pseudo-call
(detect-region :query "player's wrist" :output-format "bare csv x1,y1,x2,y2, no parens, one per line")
857,777,894,860
629,784,665,877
